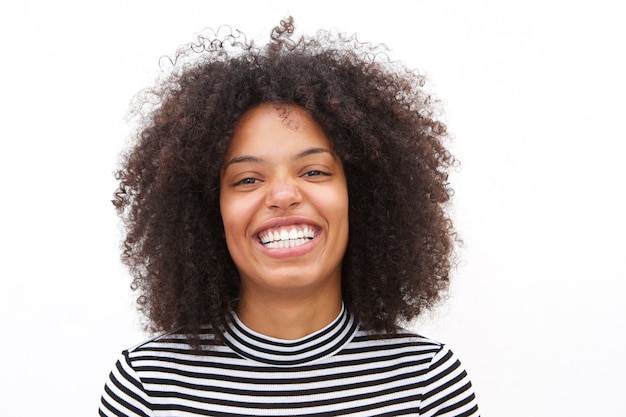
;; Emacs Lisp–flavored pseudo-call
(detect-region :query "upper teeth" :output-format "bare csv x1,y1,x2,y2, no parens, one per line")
259,226,316,248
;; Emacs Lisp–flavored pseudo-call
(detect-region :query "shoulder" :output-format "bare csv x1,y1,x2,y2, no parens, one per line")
350,329,471,384
343,329,479,414
122,327,227,364
351,328,477,393
351,328,445,355
127,329,196,354
338,328,449,371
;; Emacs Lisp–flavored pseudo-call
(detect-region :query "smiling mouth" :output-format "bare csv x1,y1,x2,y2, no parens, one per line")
257,225,317,249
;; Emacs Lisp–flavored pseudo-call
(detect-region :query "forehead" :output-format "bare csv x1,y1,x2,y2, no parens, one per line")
226,104,331,156
236,104,305,130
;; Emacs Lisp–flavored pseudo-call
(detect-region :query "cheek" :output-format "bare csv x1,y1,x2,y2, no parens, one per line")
219,195,240,239
220,200,247,268
220,193,257,241
321,185,349,236
330,184,349,215
336,188,350,244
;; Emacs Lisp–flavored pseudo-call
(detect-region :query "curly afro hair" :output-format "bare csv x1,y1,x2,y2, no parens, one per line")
114,17,456,344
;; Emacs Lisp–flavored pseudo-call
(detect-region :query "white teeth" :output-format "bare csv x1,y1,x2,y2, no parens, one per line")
259,226,316,248
265,239,307,249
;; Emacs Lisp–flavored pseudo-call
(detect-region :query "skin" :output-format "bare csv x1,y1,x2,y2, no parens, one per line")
220,104,349,340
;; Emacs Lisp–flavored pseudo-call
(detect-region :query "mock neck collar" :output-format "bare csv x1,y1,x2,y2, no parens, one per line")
223,304,358,366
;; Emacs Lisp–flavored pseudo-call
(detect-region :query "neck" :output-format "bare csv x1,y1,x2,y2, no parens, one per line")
235,289,342,340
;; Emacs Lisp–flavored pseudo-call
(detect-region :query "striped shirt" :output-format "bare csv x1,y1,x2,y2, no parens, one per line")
99,307,479,416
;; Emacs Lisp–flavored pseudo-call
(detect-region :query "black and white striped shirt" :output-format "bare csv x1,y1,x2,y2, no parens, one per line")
99,307,479,416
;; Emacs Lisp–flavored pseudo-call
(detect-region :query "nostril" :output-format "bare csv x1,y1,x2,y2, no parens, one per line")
265,181,303,209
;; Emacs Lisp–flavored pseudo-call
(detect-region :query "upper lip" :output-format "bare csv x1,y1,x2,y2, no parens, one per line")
252,216,321,238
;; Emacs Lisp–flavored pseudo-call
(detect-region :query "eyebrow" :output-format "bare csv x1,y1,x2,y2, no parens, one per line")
223,147,335,170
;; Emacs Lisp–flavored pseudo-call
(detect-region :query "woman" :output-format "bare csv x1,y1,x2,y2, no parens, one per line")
100,17,480,416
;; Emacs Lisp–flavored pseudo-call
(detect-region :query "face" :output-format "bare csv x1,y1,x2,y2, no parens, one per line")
220,104,349,299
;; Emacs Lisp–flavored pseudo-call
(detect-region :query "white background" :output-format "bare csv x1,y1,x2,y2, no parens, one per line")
1,1,624,415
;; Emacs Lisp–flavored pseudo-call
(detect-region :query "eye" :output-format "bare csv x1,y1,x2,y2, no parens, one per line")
234,177,261,186
302,170,329,178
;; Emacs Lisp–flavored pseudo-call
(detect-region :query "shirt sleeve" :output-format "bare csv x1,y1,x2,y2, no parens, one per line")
98,351,153,417
417,345,480,417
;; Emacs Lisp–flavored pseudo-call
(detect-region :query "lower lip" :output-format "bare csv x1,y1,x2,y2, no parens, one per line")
255,234,320,259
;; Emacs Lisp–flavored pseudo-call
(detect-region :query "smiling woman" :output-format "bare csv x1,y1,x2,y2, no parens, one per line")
220,104,349,339
99,17,479,416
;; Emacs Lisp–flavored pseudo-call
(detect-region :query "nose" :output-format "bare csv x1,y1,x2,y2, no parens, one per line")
265,177,303,210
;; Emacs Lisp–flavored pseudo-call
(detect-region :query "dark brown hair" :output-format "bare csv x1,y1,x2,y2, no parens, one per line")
114,17,456,344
